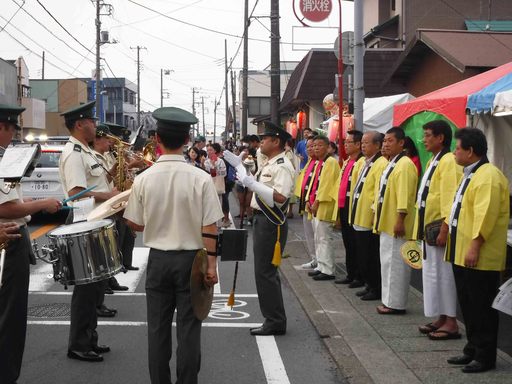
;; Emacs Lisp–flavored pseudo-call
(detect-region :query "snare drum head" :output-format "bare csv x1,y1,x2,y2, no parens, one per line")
48,219,113,237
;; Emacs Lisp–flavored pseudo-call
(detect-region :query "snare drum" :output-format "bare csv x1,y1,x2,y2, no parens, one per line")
47,219,122,285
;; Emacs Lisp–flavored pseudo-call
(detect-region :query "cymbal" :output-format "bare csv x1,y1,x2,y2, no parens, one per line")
400,240,423,269
190,249,213,320
87,189,131,222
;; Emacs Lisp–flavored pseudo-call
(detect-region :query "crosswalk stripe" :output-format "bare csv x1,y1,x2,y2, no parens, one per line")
256,336,291,384
28,320,262,328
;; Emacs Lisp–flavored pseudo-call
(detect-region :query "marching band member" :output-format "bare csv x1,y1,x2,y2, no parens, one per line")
414,121,461,340
224,121,294,336
446,128,509,373
0,104,61,383
59,101,119,362
307,135,341,281
124,107,222,384
350,131,388,301
374,127,418,314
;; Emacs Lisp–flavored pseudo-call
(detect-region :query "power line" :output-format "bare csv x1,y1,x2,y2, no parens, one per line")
36,0,95,55
10,0,95,64
0,0,24,33
0,14,78,73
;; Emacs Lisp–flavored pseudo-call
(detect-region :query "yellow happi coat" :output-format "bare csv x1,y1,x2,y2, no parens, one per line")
351,155,388,229
374,155,418,239
447,163,509,271
412,152,462,239
308,156,340,222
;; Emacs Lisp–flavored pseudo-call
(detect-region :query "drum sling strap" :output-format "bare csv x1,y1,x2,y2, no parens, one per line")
350,153,382,224
416,149,449,241
375,152,405,231
446,157,488,263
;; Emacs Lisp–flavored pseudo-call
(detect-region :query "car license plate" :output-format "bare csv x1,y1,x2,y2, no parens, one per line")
30,181,51,191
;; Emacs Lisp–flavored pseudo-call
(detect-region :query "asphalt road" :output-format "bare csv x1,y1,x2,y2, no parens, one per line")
20,209,346,384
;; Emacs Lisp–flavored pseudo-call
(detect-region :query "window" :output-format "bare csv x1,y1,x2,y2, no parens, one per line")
124,89,129,102
248,97,271,116
391,0,396,11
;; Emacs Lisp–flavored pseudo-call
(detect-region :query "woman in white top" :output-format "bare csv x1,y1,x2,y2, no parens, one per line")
204,143,229,227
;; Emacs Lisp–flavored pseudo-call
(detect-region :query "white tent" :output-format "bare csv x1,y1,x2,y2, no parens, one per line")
363,93,414,132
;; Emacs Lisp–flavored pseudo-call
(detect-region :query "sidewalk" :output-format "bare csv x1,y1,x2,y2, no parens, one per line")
279,215,512,384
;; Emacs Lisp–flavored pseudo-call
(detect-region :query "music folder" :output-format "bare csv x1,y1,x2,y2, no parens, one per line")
0,143,41,182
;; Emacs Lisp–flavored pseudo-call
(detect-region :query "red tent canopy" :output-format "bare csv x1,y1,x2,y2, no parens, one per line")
393,62,512,128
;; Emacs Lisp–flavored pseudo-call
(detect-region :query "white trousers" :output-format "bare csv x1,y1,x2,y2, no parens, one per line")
380,233,411,310
303,214,316,261
422,242,458,317
313,218,336,276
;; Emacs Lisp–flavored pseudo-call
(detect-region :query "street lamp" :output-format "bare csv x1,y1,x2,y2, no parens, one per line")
160,69,173,107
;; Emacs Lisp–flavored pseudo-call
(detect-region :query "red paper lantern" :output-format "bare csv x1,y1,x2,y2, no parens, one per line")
328,118,339,142
289,121,298,139
296,110,307,130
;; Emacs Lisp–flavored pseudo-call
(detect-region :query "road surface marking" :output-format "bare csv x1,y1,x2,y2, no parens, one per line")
29,291,258,297
113,247,149,291
28,320,261,328
256,336,291,384
30,224,58,240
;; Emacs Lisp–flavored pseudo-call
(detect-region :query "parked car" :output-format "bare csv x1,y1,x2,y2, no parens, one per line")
21,143,65,201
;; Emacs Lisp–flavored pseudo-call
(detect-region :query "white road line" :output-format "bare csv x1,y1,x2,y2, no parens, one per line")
28,258,55,292
111,247,148,291
28,320,261,328
29,291,258,297
256,336,291,384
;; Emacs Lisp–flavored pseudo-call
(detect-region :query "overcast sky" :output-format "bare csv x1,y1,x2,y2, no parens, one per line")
1,0,354,133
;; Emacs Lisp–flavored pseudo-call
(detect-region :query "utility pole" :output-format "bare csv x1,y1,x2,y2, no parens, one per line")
270,0,280,125
130,45,146,127
241,0,249,137
353,0,364,131
231,70,237,142
95,0,101,120
224,40,229,138
160,68,173,108
41,51,45,80
192,87,199,136
201,96,205,136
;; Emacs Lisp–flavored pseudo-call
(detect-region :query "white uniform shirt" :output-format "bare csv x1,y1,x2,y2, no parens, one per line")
123,154,223,251
250,151,295,210
0,182,29,226
59,137,111,208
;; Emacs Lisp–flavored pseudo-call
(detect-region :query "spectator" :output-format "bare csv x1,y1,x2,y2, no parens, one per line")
404,136,422,176
205,143,229,227
296,127,313,170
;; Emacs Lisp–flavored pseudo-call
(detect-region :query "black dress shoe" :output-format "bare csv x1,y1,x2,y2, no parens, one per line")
124,265,139,271
308,270,321,277
348,280,365,288
356,288,370,297
110,284,129,291
462,360,496,373
360,291,380,301
96,307,116,318
105,287,114,295
92,345,111,354
250,326,286,336
67,350,103,362
313,273,335,281
447,354,473,365
334,277,353,285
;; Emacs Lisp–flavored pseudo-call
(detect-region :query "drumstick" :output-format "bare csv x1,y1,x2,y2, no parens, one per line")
0,249,6,289
62,185,98,204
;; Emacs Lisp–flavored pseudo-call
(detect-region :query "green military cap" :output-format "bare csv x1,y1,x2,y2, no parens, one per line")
194,135,206,143
152,107,198,132
259,120,291,141
95,124,110,137
104,122,127,138
60,100,97,124
0,103,26,130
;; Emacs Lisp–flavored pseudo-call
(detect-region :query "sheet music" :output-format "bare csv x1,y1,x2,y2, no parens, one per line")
71,197,96,223
492,278,512,316
0,145,39,179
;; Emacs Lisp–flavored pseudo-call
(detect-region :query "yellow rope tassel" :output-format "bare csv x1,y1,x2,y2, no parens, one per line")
227,291,235,307
271,225,282,267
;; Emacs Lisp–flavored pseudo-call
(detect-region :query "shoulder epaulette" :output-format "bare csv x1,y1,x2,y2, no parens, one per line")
73,144,82,153
277,158,284,164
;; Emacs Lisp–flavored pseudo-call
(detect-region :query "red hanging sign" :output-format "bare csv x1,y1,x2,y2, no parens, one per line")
300,0,332,23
